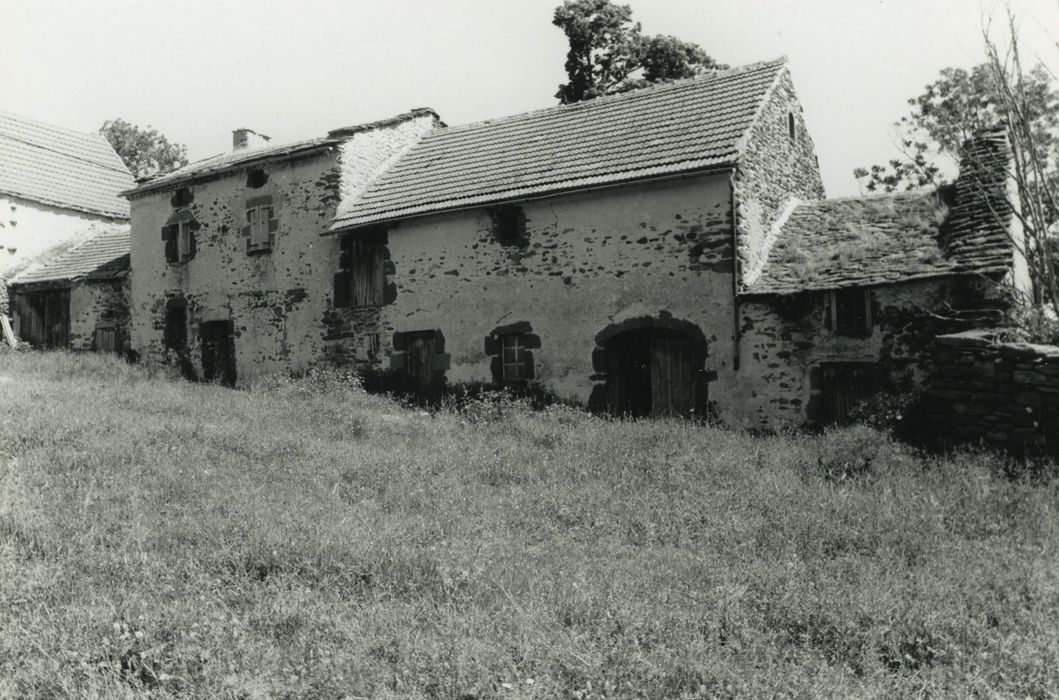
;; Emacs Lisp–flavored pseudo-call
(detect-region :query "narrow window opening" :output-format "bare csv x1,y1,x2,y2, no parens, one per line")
172,187,193,208
177,220,193,262
164,300,187,350
490,204,526,245
246,169,268,188
787,112,797,143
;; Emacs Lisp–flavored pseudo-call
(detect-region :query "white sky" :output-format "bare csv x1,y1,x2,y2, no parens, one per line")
2,0,1057,196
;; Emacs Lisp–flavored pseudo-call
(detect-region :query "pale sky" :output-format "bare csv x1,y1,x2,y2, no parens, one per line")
2,0,1057,197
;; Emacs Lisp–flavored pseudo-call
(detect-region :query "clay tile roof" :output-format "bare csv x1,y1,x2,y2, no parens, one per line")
746,130,1016,295
9,224,130,286
0,111,133,218
331,58,790,230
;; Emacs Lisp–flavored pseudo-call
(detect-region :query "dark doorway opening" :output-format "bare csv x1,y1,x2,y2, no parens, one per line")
604,327,707,417
200,320,237,388
16,289,69,348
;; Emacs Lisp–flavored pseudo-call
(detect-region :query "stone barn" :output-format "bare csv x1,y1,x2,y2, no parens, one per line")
126,57,1028,428
8,225,131,352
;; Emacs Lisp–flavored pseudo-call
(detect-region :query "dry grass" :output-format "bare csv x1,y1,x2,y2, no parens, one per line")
1,352,1058,698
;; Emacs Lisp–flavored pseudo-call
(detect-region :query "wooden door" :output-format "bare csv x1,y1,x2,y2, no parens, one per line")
819,363,881,424
16,289,69,348
405,336,437,397
649,333,696,417
200,321,237,387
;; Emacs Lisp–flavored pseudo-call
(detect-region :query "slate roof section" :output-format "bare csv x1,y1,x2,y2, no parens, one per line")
746,131,1016,295
745,192,956,294
126,137,340,196
0,111,133,218
331,58,790,229
126,109,440,197
9,225,130,286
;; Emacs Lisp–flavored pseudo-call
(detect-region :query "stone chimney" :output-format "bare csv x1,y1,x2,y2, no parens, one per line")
232,128,271,151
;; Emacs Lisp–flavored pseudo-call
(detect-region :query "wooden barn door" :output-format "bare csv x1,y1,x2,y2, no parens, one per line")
17,290,69,348
200,321,237,387
606,329,703,418
649,333,696,417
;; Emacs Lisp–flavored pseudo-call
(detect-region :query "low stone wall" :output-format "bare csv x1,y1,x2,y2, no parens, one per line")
924,330,1059,456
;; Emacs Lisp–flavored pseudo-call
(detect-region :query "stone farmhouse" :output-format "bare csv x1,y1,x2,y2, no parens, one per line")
0,111,133,317
124,58,1028,428
7,225,130,351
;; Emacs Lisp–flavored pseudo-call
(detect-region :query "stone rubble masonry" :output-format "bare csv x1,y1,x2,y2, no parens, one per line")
69,277,130,351
355,173,741,414
737,275,1009,429
128,116,430,382
925,329,1059,456
734,70,826,285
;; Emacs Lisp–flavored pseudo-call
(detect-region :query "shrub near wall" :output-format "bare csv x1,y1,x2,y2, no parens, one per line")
924,330,1059,456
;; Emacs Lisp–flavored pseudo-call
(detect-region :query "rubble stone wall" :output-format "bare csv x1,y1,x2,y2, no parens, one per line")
924,330,1059,456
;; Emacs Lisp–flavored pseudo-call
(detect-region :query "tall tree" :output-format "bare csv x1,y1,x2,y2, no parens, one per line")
552,0,724,104
853,16,1059,310
853,64,1058,194
99,119,189,180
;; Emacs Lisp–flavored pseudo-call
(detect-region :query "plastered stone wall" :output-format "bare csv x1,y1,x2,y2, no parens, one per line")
329,174,741,410
736,276,1007,428
129,150,343,380
69,277,129,351
0,194,124,280
735,71,826,282
924,330,1059,456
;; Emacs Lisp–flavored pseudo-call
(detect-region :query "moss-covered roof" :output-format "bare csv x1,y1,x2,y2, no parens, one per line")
746,130,1015,295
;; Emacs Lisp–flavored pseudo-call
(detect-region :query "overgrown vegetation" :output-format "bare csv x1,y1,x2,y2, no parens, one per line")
2,353,1058,697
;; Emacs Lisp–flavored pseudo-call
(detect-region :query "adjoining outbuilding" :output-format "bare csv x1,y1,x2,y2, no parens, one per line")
7,225,131,352
0,111,133,316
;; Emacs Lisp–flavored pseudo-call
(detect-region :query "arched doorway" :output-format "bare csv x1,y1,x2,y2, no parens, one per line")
599,323,708,418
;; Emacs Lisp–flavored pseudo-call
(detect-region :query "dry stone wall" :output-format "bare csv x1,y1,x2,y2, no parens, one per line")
924,330,1059,456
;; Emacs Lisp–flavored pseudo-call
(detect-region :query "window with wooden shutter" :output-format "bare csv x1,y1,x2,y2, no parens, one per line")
247,204,273,251
177,220,192,262
832,288,872,338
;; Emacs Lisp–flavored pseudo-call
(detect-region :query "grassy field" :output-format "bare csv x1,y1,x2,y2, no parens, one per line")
1,352,1058,699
